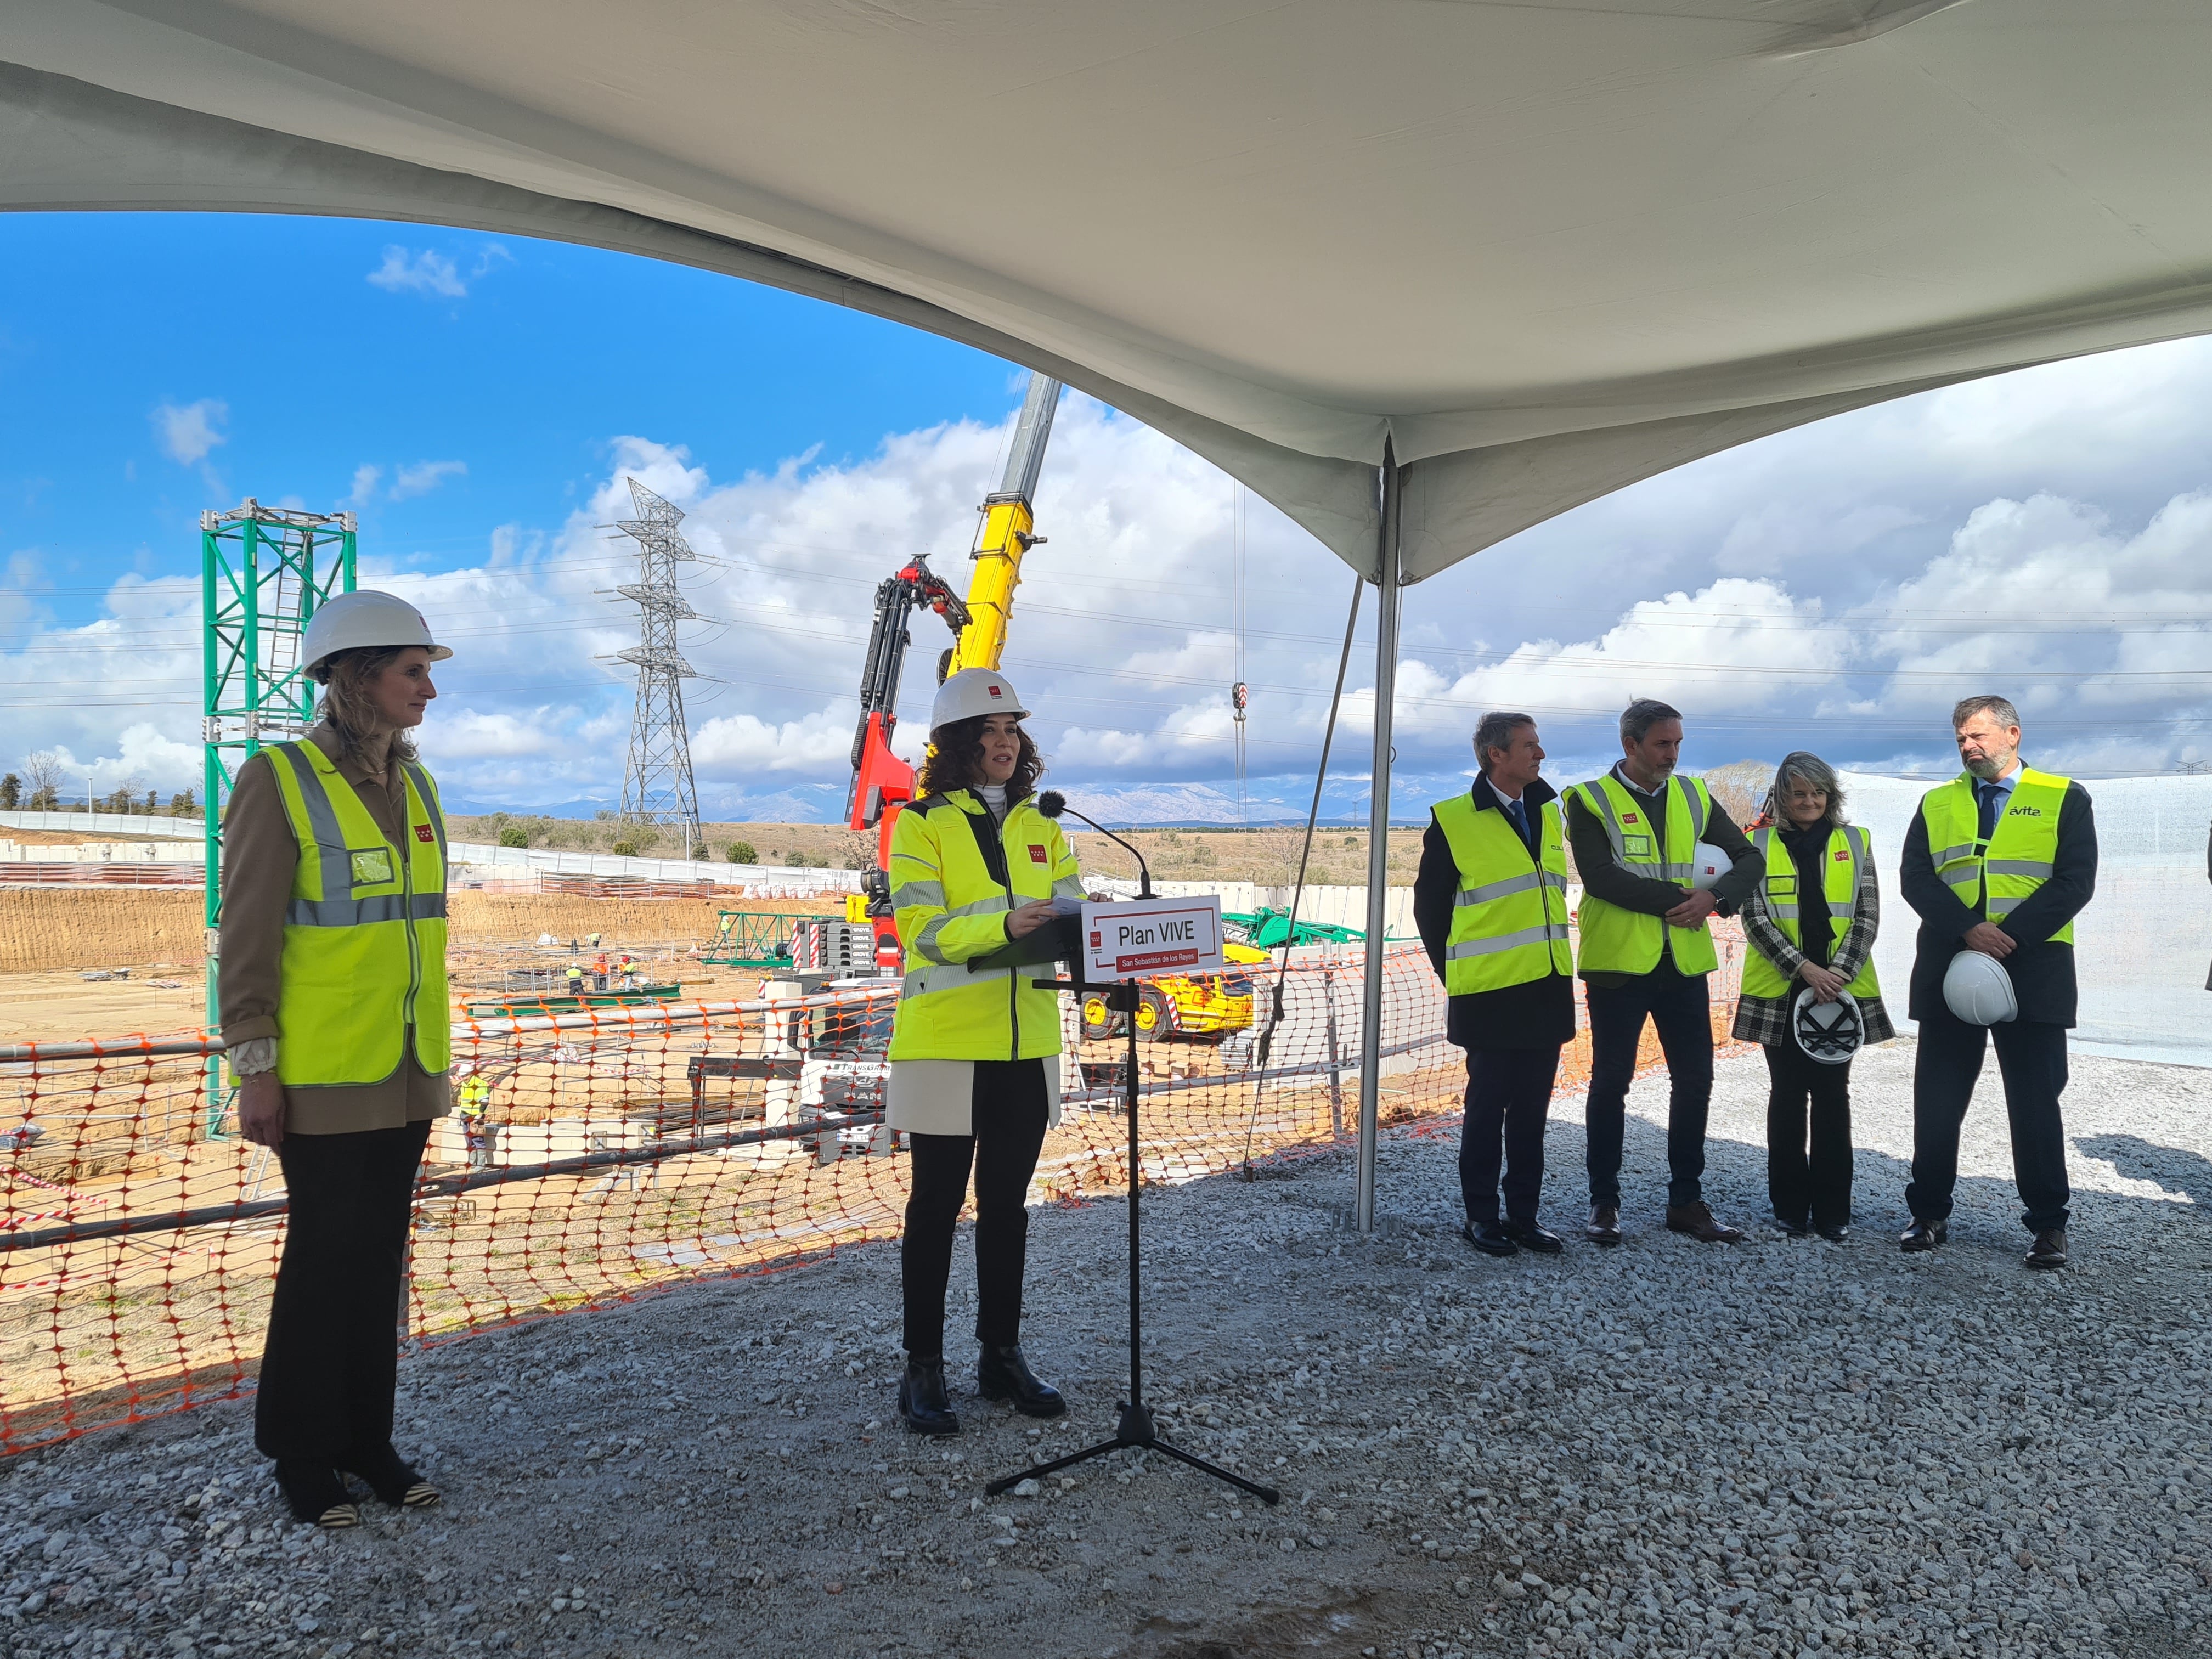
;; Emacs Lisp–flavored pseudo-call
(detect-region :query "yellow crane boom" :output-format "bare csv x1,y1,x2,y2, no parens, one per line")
944,373,1061,678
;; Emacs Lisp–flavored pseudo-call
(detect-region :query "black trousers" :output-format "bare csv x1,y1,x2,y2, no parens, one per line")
255,1118,430,1463
1584,963,1714,1209
1906,1006,2072,1233
901,1059,1051,1358
1459,1046,1560,1225
1763,1042,1853,1228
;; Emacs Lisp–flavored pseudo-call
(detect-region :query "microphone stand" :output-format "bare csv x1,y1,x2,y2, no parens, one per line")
981,805,1278,1506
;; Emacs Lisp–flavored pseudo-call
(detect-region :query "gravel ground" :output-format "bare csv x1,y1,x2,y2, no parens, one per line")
6,1039,2212,1659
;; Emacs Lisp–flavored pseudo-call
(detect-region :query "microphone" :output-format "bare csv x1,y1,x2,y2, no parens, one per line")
1036,791,1153,899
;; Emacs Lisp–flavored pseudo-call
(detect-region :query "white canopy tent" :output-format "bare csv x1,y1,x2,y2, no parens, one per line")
8,0,2210,1222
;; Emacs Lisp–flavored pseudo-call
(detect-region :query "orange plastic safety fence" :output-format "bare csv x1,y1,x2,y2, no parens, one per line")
1,934,1745,1457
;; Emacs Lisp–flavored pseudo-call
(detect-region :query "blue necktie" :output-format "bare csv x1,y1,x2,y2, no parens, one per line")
1505,797,1530,849
1977,782,2001,843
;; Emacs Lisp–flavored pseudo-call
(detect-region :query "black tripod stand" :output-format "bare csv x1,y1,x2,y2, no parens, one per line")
985,968,1279,1505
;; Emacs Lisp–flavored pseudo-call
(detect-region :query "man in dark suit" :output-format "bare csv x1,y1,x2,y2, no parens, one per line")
1899,694,2096,1268
1414,712,1576,1256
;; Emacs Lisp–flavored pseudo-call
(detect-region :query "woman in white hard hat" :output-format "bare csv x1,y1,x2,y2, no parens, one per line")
1731,753,1893,1241
219,589,454,1527
885,668,1084,1435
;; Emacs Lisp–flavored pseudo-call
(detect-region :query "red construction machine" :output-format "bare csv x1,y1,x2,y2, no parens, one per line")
843,373,1063,972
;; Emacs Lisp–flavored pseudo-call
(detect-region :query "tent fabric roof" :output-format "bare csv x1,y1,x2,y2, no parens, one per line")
9,0,2211,579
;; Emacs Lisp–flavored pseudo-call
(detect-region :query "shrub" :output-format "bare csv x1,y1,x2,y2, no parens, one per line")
611,839,639,857
499,827,530,849
787,851,811,868
692,842,712,859
727,840,757,864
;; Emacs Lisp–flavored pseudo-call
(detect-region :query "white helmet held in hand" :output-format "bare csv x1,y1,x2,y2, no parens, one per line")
931,668,1029,732
1792,987,1864,1065
302,590,452,678
1686,842,1733,891
1943,950,2018,1026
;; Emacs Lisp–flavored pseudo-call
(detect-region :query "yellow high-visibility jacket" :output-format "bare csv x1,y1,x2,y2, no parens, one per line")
887,790,1084,1061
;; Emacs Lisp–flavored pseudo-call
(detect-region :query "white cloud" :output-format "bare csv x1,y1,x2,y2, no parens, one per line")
17,339,2212,820
691,704,855,774
152,399,227,466
347,464,382,507
391,460,466,500
367,247,466,298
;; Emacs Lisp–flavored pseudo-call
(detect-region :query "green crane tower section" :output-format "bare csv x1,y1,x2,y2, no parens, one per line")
200,500,356,1132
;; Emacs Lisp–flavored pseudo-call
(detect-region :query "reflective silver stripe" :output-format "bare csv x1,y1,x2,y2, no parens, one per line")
1988,896,2021,919
1682,780,1707,843
1985,859,2053,877
1051,875,1086,900
1660,862,1697,879
285,893,445,928
1929,843,1978,868
890,880,947,910
273,743,353,900
1575,782,1633,864
1446,922,1571,959
946,895,1013,919
913,916,955,965
1767,902,1800,919
1454,871,1544,906
402,762,448,871
901,962,1002,1000
1453,870,1568,908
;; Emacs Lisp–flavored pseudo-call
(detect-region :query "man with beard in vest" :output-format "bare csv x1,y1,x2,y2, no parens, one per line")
1899,695,2097,1269
1565,698,1762,1246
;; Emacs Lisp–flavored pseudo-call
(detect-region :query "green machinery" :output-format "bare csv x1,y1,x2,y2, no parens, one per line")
703,911,800,969
201,501,357,1135
1221,908,1367,950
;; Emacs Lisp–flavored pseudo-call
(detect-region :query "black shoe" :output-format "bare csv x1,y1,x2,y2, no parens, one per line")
1585,1204,1622,1247
274,1461,359,1529
2025,1228,2068,1271
1503,1219,1565,1255
1665,1203,1745,1244
1816,1223,1850,1243
339,1442,439,1509
1899,1219,1948,1253
1773,1216,1811,1238
1460,1220,1519,1257
898,1357,961,1435
977,1345,1065,1419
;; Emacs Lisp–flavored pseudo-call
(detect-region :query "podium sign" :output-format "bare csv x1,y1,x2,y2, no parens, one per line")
1081,894,1226,979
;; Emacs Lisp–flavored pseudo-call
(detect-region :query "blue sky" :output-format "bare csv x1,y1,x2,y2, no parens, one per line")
5,211,2212,823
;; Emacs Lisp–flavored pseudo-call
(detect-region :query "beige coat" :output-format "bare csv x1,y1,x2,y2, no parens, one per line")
217,723,450,1136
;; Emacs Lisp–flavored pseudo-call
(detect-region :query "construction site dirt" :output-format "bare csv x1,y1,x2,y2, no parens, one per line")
0,890,842,988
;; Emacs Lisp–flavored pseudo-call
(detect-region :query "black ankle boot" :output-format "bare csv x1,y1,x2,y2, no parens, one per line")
274,1461,359,1529
898,1357,960,1436
977,1344,1065,1418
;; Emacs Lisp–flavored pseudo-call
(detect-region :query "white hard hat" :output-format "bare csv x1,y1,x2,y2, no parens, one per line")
1792,987,1865,1065
302,589,451,678
1943,950,2018,1026
931,668,1029,732
1686,842,1733,891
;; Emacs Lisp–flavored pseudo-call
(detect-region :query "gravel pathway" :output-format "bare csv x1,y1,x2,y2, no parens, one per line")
5,1040,2212,1659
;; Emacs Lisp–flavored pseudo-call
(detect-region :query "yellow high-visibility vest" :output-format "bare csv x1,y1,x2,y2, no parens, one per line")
1917,767,2074,944
1564,771,1720,976
262,740,449,1085
1740,825,1882,1001
1431,791,1572,995
887,790,1084,1061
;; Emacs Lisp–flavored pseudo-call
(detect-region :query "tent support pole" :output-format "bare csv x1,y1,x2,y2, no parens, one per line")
1355,445,1401,1234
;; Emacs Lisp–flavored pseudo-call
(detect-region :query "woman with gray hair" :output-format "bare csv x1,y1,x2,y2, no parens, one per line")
1732,752,1894,1239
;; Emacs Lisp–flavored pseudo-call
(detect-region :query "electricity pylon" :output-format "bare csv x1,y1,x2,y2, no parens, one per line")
611,479,703,854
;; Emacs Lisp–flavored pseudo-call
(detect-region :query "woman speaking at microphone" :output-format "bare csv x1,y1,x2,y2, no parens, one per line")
886,668,1086,1436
